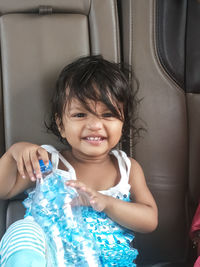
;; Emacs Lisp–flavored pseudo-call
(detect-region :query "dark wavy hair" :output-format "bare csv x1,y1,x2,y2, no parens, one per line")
46,55,141,149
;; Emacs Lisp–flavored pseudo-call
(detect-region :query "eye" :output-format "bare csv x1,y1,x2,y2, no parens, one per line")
73,113,86,118
102,113,115,118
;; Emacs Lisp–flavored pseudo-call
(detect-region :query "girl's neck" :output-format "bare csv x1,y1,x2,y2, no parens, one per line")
61,149,120,191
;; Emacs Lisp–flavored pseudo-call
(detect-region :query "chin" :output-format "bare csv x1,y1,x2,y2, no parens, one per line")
82,148,108,157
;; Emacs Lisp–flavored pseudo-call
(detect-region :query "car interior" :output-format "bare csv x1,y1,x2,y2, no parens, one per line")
0,0,200,266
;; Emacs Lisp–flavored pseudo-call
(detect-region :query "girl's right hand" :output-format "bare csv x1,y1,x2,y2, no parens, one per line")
8,142,49,181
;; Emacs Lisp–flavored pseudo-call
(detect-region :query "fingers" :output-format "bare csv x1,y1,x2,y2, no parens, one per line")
37,147,49,165
30,150,42,180
66,180,94,204
66,180,93,197
16,157,26,180
15,144,49,181
66,180,105,211
23,149,36,181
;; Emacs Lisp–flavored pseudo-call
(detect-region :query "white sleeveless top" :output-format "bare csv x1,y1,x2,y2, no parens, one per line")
41,145,132,200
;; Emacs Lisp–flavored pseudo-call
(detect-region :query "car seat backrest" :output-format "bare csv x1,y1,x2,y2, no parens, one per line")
0,0,120,237
119,0,200,265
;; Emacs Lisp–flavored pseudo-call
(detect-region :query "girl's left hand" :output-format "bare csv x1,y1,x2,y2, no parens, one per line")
66,180,108,212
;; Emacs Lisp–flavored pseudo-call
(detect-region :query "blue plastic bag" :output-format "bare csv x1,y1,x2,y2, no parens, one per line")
27,160,102,267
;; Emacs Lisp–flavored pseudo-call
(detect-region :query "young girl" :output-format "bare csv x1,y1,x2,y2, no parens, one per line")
0,55,158,266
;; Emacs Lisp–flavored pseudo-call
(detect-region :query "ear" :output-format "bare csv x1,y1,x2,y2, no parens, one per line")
55,116,65,138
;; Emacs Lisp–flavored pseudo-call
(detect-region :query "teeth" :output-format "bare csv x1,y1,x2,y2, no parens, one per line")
87,137,102,141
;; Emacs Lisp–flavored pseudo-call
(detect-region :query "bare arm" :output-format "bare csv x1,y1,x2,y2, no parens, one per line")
0,142,49,199
104,158,158,232
67,158,158,233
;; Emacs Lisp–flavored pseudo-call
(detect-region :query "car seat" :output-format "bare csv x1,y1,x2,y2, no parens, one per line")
118,0,200,266
0,0,120,239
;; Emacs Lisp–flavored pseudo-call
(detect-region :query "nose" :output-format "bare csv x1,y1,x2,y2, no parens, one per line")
86,115,103,130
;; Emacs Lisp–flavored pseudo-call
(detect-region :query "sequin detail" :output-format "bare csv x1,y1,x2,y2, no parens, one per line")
80,199,138,266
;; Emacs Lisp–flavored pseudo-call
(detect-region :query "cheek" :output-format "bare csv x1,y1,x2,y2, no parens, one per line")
110,122,123,137
118,121,124,132
60,121,81,140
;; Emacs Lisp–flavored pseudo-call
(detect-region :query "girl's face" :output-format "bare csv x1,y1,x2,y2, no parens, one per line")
57,98,124,160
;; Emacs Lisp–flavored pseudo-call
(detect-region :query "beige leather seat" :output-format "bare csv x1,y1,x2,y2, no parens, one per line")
0,0,120,239
119,0,200,266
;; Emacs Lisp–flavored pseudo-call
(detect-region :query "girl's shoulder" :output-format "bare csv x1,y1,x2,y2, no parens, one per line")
111,149,131,176
112,150,145,184
128,157,145,177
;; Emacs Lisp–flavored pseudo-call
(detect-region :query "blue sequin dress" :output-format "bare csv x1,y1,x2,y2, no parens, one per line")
24,145,138,266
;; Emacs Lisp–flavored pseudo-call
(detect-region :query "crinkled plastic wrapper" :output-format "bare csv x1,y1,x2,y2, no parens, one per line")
24,169,102,267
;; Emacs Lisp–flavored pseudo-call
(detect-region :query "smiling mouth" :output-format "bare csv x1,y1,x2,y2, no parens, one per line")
82,136,106,145
85,136,105,141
